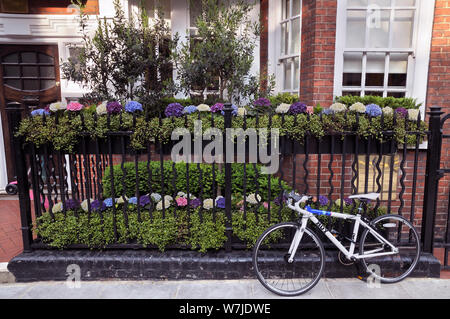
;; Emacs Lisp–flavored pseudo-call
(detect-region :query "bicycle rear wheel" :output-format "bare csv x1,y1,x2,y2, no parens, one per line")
359,214,420,283
252,222,325,296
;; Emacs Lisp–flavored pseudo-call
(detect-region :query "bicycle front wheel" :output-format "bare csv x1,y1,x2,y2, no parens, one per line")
359,214,421,283
252,222,325,296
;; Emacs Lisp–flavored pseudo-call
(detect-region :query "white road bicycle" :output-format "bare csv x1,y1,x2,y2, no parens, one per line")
252,191,421,296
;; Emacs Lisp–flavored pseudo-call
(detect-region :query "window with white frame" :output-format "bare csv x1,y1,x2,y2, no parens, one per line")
279,0,301,94
338,0,420,98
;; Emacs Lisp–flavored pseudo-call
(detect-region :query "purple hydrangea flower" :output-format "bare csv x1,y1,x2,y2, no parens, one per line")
189,198,201,208
106,101,123,114
216,197,226,209
318,195,329,206
164,103,184,118
365,104,382,117
124,101,143,113
289,102,307,114
91,199,107,212
139,195,151,207
344,198,353,206
210,103,224,113
253,98,271,108
395,107,408,118
64,199,80,211
274,194,288,206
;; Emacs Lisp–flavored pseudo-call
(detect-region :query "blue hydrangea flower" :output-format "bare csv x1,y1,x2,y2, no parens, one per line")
128,197,138,205
365,104,382,117
124,101,143,113
321,108,334,115
183,105,198,114
104,198,114,208
31,109,50,117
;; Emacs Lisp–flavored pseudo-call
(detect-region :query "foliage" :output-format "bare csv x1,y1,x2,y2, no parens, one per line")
335,95,421,110
102,161,289,201
174,0,263,104
61,0,177,111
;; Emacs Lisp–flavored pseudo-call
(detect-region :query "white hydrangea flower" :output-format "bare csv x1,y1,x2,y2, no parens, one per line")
156,199,171,210
246,193,262,204
164,195,173,202
49,101,67,112
275,103,290,114
177,191,187,198
237,107,247,117
349,102,366,113
116,195,128,204
81,199,94,212
203,198,214,210
150,193,161,202
408,109,420,121
197,104,211,112
382,106,394,116
52,202,63,214
96,101,108,115
329,103,347,113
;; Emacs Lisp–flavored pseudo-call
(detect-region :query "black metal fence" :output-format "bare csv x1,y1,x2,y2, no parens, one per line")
9,105,448,260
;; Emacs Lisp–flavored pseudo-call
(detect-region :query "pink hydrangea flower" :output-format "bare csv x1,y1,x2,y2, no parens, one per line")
263,202,269,209
176,197,188,207
67,101,84,112
306,106,314,114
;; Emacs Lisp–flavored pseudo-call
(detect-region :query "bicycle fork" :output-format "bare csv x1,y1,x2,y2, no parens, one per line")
287,217,309,263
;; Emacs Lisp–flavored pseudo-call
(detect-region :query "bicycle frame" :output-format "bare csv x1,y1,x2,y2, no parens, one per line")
286,200,399,263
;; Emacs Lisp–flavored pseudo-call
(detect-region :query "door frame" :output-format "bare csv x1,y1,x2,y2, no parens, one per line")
0,44,61,185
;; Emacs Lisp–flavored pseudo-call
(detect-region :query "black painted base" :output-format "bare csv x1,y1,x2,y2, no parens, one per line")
8,249,441,282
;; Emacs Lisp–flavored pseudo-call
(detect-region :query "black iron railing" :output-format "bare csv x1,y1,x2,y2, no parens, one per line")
9,104,448,256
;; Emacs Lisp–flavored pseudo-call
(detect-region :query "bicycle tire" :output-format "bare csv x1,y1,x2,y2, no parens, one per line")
252,222,325,296
359,214,421,283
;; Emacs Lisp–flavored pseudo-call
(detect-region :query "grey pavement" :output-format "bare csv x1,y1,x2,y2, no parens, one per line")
0,278,449,299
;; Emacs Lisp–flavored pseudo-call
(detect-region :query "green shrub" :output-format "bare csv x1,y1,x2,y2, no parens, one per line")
102,160,290,201
334,95,421,110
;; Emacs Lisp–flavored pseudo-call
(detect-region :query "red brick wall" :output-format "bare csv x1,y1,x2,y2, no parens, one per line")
427,0,450,242
300,0,337,107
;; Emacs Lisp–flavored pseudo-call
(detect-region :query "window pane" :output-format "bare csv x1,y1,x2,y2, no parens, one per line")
388,53,408,87
23,79,39,91
291,18,300,54
346,10,366,48
41,80,56,90
392,10,414,48
281,22,289,55
348,0,368,6
189,0,202,27
292,0,301,16
366,52,385,87
5,79,21,90
3,65,20,77
367,9,390,48
387,92,406,98
40,66,55,78
293,57,300,90
283,0,290,19
21,52,37,64
38,53,54,64
368,0,391,6
284,60,292,91
396,0,415,6
343,91,361,96
3,53,19,63
22,66,38,77
364,91,384,96
343,52,363,86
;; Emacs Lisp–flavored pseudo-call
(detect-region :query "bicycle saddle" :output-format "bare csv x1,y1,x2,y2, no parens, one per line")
348,193,380,201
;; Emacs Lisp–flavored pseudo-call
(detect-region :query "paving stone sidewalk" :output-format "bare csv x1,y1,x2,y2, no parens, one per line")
0,278,449,299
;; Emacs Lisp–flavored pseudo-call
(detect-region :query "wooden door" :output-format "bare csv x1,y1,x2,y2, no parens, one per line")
0,44,61,182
